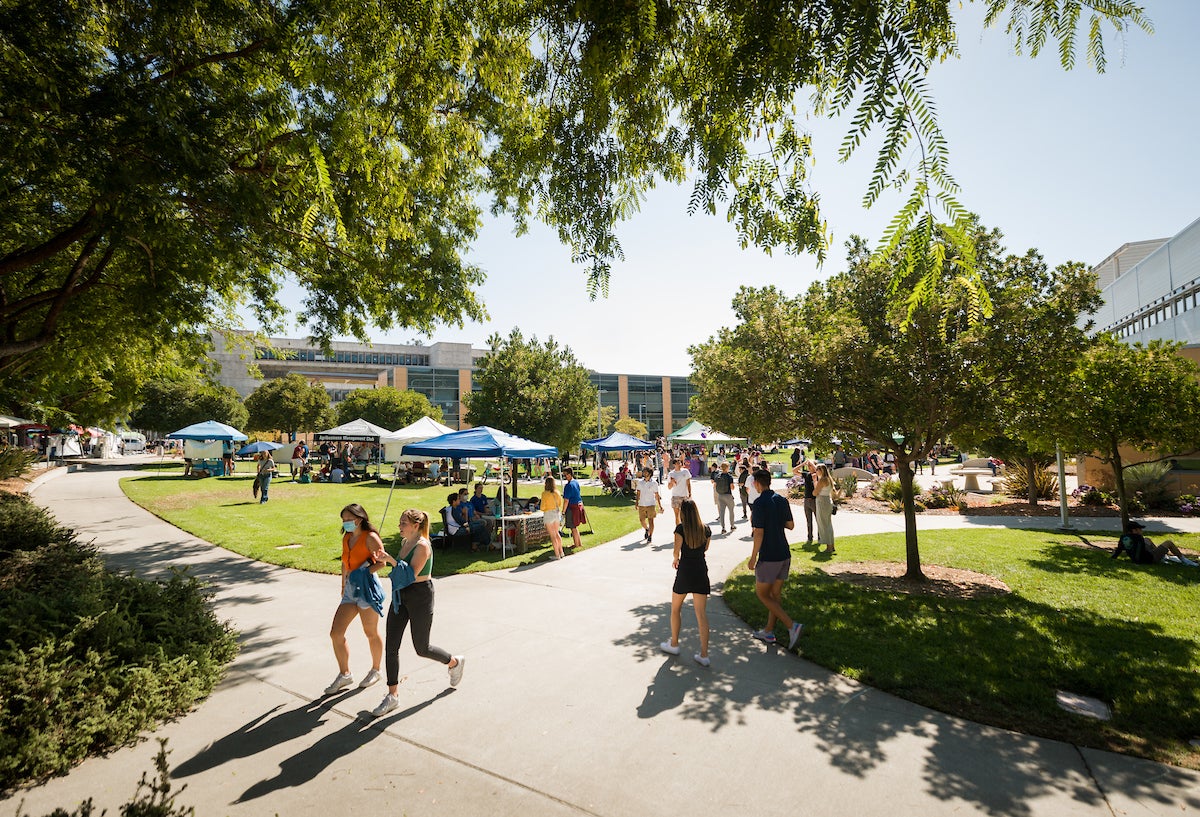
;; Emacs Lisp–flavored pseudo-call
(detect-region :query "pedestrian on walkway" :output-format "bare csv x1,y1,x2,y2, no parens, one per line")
792,461,817,545
562,467,584,550
660,499,712,667
256,451,278,503
636,467,664,544
370,508,465,717
667,459,692,526
748,470,803,649
712,461,737,534
325,503,386,696
814,463,836,554
737,462,751,520
541,475,566,559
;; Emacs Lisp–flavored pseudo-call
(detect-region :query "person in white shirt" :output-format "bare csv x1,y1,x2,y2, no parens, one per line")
636,467,664,544
666,459,693,526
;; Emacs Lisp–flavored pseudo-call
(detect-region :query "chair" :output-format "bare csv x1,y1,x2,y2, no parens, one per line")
599,470,619,496
432,507,473,550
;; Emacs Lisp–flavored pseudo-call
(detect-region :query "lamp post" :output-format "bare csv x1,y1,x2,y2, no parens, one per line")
597,389,608,438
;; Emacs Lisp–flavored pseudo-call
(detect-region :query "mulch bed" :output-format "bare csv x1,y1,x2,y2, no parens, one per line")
820,560,1012,600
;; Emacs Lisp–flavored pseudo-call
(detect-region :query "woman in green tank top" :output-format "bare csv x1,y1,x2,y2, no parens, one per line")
370,508,465,718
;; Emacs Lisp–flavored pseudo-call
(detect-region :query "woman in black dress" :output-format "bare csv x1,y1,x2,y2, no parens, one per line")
660,498,712,666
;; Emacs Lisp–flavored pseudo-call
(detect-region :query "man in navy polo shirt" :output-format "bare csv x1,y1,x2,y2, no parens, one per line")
562,467,584,551
748,469,803,649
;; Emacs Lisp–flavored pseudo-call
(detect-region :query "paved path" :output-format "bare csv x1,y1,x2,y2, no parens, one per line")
6,462,1200,816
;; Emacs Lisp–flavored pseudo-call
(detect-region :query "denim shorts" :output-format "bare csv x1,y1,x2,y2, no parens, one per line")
340,581,374,610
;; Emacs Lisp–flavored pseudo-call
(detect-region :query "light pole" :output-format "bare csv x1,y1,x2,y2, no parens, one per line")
597,389,608,438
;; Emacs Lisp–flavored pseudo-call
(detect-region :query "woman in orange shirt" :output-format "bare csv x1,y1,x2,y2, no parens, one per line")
324,503,386,695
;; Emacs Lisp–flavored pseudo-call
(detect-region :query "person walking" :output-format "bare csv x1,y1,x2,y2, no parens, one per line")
660,498,712,667
814,463,836,554
370,508,465,717
636,466,664,544
562,467,584,551
737,462,751,520
793,461,817,545
667,458,692,527
257,451,278,504
325,504,386,695
748,470,803,649
712,461,737,534
541,475,566,559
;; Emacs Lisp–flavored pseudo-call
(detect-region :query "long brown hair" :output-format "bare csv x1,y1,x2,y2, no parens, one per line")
678,499,709,549
544,475,557,493
340,503,377,534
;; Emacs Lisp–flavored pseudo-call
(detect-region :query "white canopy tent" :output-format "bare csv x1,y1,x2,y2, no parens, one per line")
380,416,456,462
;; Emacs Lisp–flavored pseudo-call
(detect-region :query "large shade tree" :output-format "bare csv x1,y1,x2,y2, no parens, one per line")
244,373,332,439
464,329,595,455
690,222,1100,580
1056,338,1200,530
2,0,1148,416
335,387,443,431
128,379,247,434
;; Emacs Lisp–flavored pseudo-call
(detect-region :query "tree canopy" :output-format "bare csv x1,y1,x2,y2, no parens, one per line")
1057,338,1200,529
243,373,332,437
128,379,247,434
690,222,1100,579
334,387,442,432
1,0,1149,420
464,329,595,454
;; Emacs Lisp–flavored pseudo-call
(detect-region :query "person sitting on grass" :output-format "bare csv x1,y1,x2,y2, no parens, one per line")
1111,521,1198,566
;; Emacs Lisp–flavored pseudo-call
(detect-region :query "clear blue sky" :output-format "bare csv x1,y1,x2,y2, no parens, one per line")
261,2,1200,376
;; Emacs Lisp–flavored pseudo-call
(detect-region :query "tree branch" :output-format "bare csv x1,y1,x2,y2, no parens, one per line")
151,38,270,84
0,204,100,277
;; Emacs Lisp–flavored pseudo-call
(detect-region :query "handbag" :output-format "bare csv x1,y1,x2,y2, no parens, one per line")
831,502,838,515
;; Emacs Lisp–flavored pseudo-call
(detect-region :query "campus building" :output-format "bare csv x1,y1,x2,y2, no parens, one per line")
210,332,697,438
1090,214,1200,366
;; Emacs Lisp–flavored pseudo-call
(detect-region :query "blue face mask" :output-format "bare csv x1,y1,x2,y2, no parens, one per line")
342,520,356,533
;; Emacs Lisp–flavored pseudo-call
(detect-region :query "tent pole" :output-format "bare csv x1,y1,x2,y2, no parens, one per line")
499,457,507,559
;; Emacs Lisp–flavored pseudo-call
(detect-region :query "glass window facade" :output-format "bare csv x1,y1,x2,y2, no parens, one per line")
626,375,666,439
408,367,463,428
588,374,622,438
670,376,698,433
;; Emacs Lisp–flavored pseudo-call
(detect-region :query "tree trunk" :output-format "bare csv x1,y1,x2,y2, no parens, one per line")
897,458,926,582
1025,455,1038,508
510,460,519,500
1111,440,1129,531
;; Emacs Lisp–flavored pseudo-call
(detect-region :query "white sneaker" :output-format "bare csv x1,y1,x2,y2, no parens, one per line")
371,694,400,718
448,656,465,687
324,673,353,695
693,653,710,667
358,669,381,689
659,641,681,656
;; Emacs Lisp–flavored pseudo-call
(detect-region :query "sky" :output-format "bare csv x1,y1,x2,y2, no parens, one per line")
255,2,1200,377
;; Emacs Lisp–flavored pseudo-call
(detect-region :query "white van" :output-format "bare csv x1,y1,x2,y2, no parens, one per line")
119,432,146,453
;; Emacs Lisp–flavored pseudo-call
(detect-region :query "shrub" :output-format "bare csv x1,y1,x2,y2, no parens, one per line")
924,484,965,509
0,447,39,481
1002,461,1059,500
835,475,857,499
785,476,804,499
1124,461,1176,510
888,498,925,513
1072,485,1114,507
0,495,238,790
1178,494,1198,514
870,477,903,502
0,492,74,556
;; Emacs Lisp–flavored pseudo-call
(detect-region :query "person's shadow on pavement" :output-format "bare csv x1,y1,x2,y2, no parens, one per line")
236,689,455,803
636,660,688,719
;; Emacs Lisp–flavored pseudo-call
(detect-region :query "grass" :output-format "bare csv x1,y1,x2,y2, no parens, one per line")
120,463,641,575
721,528,1200,768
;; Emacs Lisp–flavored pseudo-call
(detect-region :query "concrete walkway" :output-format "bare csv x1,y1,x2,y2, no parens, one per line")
6,462,1200,816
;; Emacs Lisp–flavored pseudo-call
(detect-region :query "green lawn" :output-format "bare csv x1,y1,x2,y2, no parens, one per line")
722,528,1200,768
120,463,640,575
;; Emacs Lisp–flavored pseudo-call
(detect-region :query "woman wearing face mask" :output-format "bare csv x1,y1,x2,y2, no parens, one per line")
369,508,464,718
324,503,386,695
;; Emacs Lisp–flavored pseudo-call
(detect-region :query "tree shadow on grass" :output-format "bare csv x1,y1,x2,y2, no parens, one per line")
1028,541,1200,586
615,572,1200,816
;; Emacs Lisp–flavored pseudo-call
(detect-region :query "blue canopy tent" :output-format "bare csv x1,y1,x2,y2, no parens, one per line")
165,420,248,477
401,427,558,557
580,431,655,453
